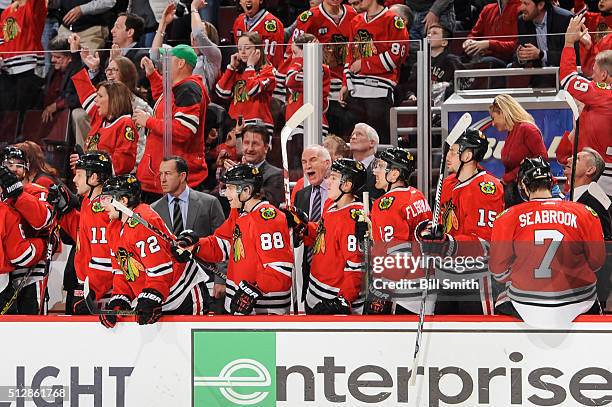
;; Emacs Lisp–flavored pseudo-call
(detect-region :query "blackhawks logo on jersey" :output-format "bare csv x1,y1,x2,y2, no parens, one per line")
2,17,20,42
86,133,100,151
124,126,135,142
595,82,612,90
350,208,364,221
299,10,312,22
289,90,300,103
313,219,326,255
127,217,140,228
441,200,459,233
585,205,599,218
594,21,610,42
353,29,375,59
378,196,395,210
91,201,105,213
260,207,277,220
232,80,249,104
323,34,349,68
479,181,496,195
232,225,245,262
116,247,144,282
264,19,277,33
393,15,406,30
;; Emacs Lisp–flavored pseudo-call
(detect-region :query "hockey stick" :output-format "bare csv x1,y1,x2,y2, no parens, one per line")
110,199,227,280
359,191,375,307
83,277,137,316
280,103,314,313
563,90,580,201
280,103,315,206
38,225,59,315
409,112,472,386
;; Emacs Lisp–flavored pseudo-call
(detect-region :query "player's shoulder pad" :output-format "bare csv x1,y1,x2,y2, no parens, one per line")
264,18,278,33
378,195,395,210
298,10,313,22
91,200,105,213
583,205,599,218
173,80,203,107
259,206,278,221
127,217,140,228
29,182,47,191
478,180,498,196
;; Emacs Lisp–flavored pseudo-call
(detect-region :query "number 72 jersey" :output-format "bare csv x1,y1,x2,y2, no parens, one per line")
490,199,606,306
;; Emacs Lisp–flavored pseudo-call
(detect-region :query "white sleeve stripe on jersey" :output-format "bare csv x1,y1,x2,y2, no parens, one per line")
175,113,198,134
82,92,96,114
265,262,293,278
147,262,173,277
248,82,261,96
345,261,364,272
215,85,232,96
215,236,230,262
380,51,396,71
560,71,579,90
492,267,512,282
11,244,35,267
89,260,114,272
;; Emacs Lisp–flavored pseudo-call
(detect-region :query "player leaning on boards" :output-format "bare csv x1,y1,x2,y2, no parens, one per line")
99,175,210,327
415,129,504,315
490,157,606,328
297,158,367,315
48,151,113,314
358,147,432,315
173,164,294,315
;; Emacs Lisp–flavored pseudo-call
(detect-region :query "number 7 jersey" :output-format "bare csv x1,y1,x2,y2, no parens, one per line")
490,198,606,307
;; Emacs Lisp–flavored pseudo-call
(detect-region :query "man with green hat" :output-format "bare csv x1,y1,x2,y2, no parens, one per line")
132,46,210,204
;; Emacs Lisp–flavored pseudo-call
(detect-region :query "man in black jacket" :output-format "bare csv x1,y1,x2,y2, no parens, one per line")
514,0,578,86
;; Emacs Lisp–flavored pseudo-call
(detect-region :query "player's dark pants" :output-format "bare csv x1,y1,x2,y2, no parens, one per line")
345,95,393,144
496,300,603,320
434,290,487,315
0,283,45,315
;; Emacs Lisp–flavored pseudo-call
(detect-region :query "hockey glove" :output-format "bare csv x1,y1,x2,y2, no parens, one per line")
364,286,393,315
47,184,79,217
176,229,199,248
0,165,23,200
99,296,131,329
230,280,261,315
171,241,192,263
415,220,456,257
354,220,369,243
135,288,164,325
280,205,309,236
310,296,351,315
72,284,96,315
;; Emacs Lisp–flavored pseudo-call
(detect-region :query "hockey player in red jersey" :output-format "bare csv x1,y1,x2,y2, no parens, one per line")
364,147,432,314
0,146,56,313
216,32,276,134
416,129,504,315
48,151,114,314
233,0,285,68
561,15,612,196
491,157,606,327
341,0,409,142
286,34,332,135
301,158,366,314
174,164,293,315
290,0,357,134
99,175,210,327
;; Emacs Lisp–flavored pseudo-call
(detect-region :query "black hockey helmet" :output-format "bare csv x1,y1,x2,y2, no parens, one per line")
331,158,367,195
518,156,552,187
455,129,488,162
1,146,28,168
76,151,113,184
377,147,415,180
221,163,263,195
101,174,141,208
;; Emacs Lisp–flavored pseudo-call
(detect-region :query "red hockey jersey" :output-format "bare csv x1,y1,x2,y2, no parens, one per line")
11,183,53,233
108,204,208,311
467,0,520,62
560,46,612,196
215,64,276,131
193,202,293,314
59,195,113,300
344,7,409,99
579,13,611,76
490,198,605,306
291,3,357,100
285,57,331,130
72,69,138,175
233,10,285,68
0,0,46,75
304,200,365,313
138,71,209,194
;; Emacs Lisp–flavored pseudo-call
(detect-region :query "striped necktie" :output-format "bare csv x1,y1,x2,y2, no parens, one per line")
307,186,322,265
172,197,184,235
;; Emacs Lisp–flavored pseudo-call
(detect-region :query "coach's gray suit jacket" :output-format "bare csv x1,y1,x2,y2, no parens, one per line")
151,188,226,282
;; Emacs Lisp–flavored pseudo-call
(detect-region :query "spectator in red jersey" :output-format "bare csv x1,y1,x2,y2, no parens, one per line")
463,0,521,67
0,0,46,115
233,0,285,68
133,46,210,204
215,32,276,135
489,94,548,207
575,0,612,76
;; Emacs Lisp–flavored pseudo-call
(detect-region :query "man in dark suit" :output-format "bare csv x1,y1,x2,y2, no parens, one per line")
564,148,612,311
294,145,332,303
224,123,284,208
151,156,227,312
514,0,578,86
350,123,385,203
